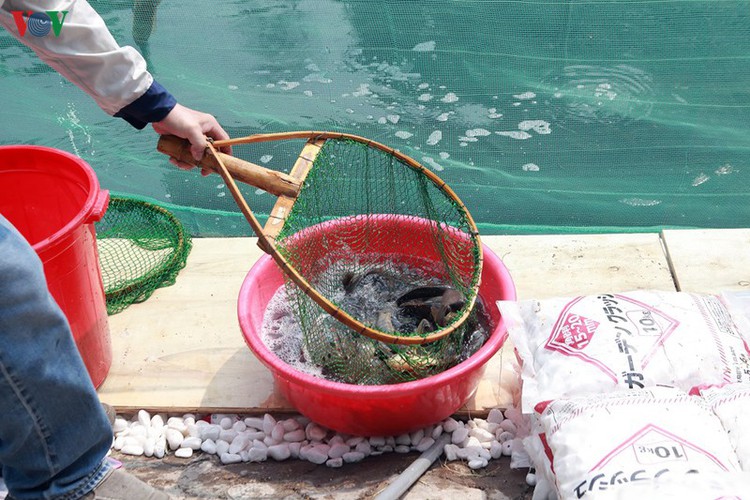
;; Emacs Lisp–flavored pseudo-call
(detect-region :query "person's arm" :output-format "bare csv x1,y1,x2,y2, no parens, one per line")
0,0,228,160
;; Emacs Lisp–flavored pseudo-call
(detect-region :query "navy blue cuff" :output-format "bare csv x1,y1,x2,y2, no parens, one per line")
114,80,177,129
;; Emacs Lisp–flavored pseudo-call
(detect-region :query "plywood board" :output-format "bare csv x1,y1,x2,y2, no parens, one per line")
98,233,676,416
662,228,750,294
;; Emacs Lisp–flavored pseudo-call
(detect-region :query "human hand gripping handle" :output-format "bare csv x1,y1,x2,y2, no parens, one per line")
151,103,232,172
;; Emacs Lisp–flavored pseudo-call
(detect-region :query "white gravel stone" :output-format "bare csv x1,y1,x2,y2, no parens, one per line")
112,418,128,433
346,436,365,447
281,419,299,431
431,425,443,440
220,417,233,430
219,429,238,443
306,422,327,442
284,429,306,442
444,444,459,461
470,428,495,442
200,424,221,442
186,424,200,439
244,417,264,430
154,439,166,459
466,436,482,449
229,436,249,454
487,408,505,425
167,417,187,433
129,425,147,439
121,444,144,456
328,435,345,446
452,427,469,445
343,451,365,463
502,441,513,456
355,441,371,456
443,417,460,433
216,440,230,456
246,430,265,441
247,447,267,462
182,436,202,450
499,420,517,434
143,437,155,457
328,443,350,459
326,458,343,468
175,447,193,459
409,429,424,446
272,422,285,442
288,442,303,459
232,421,247,433
369,436,386,447
415,437,434,452
468,458,488,470
165,428,184,450
268,443,291,461
526,472,537,486
113,436,125,451
304,445,329,464
151,414,164,429
263,414,276,434
496,430,514,443
201,439,217,454
137,410,151,427
395,445,410,453
490,440,503,459
220,452,242,464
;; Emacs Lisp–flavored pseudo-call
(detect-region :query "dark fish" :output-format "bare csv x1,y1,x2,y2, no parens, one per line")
397,286,466,328
342,268,396,295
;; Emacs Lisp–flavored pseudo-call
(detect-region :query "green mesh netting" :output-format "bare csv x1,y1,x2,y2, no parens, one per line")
96,196,191,314
251,137,483,384
2,1,749,236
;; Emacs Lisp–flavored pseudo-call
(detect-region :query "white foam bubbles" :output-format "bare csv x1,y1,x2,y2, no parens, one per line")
440,92,459,103
495,131,532,140
412,41,436,52
620,198,662,207
421,156,444,171
426,130,442,146
518,120,551,135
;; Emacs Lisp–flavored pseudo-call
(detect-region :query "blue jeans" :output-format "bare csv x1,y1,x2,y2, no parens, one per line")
0,215,112,499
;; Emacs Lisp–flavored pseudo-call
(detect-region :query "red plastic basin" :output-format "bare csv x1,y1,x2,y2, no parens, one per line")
238,217,515,436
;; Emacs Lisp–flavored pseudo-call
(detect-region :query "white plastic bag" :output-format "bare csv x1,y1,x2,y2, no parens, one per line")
498,290,750,412
526,387,741,500
698,382,750,471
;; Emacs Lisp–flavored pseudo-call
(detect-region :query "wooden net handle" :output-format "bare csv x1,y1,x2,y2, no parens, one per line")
157,135,301,198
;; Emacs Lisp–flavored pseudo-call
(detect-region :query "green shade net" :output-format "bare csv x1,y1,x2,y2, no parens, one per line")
96,195,191,314
1,1,748,236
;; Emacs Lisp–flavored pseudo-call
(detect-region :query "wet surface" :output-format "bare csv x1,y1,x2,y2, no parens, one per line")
115,449,533,499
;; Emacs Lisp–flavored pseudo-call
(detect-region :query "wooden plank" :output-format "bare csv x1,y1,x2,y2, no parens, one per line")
264,139,324,239
98,233,675,415
662,228,750,294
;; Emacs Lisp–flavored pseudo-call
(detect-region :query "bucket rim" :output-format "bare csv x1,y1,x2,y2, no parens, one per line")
0,145,106,252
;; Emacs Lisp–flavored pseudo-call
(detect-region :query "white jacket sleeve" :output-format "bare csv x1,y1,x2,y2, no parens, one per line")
0,0,166,121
